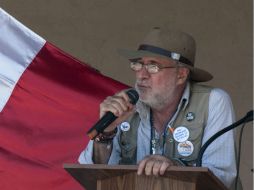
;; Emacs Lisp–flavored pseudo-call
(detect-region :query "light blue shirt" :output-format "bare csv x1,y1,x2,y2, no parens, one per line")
79,83,237,188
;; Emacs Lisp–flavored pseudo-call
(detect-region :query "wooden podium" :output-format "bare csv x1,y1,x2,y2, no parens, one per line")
64,164,228,190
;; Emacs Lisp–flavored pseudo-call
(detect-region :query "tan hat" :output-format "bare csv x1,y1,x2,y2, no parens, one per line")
118,27,213,82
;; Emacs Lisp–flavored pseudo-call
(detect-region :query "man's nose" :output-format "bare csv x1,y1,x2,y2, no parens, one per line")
136,66,150,79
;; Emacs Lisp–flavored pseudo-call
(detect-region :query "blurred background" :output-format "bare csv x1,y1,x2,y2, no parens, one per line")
0,0,252,189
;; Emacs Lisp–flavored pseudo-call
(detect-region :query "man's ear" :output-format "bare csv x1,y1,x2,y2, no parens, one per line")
177,67,190,84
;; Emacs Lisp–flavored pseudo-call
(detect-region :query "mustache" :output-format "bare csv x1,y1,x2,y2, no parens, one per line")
135,80,150,86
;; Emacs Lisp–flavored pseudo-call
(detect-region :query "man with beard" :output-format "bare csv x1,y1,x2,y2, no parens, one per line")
79,27,236,189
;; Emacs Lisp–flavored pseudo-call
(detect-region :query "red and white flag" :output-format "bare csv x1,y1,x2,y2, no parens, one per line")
0,8,128,190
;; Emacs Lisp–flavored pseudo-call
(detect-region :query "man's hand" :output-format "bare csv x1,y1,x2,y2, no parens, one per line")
137,155,176,176
100,90,135,132
92,89,136,164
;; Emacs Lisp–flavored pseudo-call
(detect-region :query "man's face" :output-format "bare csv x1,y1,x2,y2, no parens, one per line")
133,57,187,109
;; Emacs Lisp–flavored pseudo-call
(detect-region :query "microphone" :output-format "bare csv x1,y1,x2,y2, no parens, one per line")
196,110,253,167
86,89,139,140
245,110,253,122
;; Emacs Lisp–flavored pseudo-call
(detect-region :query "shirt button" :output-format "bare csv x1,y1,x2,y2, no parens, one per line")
168,138,174,143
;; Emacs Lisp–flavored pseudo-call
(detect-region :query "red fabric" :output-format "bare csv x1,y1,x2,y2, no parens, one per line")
0,42,128,189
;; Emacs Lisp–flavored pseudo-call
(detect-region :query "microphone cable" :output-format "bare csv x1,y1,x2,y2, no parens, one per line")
234,121,246,190
196,110,253,167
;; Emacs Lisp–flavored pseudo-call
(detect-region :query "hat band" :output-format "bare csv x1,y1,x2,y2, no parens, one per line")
138,44,193,66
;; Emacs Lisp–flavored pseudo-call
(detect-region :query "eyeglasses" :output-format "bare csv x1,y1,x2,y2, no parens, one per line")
130,61,178,74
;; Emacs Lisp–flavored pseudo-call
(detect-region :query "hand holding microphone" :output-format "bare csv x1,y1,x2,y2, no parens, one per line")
87,89,139,140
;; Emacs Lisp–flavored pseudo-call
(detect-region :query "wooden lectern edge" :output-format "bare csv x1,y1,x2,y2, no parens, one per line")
63,163,228,190
63,163,209,172
63,163,211,183
63,163,214,178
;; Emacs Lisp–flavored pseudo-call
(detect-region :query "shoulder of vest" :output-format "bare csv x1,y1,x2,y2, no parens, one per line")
190,82,213,93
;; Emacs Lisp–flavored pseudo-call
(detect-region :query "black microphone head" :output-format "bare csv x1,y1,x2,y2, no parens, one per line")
245,110,253,122
126,89,139,104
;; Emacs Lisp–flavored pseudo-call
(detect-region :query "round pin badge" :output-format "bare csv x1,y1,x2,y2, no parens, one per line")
120,122,130,132
186,112,195,121
173,126,190,143
177,141,194,157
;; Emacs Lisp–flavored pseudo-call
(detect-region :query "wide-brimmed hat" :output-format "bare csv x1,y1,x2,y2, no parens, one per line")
118,27,213,82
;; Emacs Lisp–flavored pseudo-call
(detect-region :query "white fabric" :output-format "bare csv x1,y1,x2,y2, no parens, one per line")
0,8,45,112
201,88,236,188
79,85,236,188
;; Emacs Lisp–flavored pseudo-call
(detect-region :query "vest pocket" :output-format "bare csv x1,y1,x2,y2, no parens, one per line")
119,144,137,164
165,122,205,164
119,133,137,165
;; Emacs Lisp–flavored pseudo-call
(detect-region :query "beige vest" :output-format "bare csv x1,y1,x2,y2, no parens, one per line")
119,83,212,165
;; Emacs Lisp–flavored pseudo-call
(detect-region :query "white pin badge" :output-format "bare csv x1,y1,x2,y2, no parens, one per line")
120,122,130,132
173,126,190,142
177,141,194,157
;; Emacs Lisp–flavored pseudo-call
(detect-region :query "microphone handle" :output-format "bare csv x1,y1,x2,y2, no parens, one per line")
86,89,139,140
87,112,117,140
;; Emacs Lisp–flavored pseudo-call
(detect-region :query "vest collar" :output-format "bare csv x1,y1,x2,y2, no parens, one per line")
181,82,190,110
136,101,150,127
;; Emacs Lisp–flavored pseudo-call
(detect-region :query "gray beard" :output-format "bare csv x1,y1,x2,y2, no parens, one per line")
142,94,170,110
135,86,171,110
